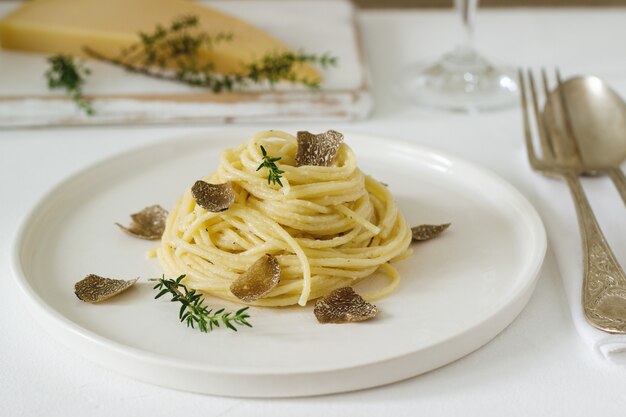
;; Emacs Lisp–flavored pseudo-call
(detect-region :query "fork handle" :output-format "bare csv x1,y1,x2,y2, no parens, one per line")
607,167,626,208
563,171,626,333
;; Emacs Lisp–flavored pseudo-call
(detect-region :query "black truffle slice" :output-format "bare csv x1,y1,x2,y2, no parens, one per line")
74,274,138,303
230,254,281,302
411,223,451,242
115,205,168,240
314,287,378,324
296,130,344,167
191,181,235,212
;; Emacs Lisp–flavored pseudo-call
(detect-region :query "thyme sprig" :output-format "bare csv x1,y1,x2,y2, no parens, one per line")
256,145,285,187
246,51,337,89
117,15,233,71
150,275,252,333
83,15,337,92
45,54,94,115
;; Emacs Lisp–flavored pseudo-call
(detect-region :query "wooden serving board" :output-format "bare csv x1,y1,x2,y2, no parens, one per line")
0,0,371,127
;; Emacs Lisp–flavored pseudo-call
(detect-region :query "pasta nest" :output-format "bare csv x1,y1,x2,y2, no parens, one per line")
157,130,412,306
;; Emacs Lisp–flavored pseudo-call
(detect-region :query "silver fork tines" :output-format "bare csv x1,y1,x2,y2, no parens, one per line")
519,68,626,334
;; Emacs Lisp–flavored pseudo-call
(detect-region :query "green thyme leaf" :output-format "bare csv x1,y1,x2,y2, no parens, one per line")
45,54,94,116
256,145,285,187
149,275,252,333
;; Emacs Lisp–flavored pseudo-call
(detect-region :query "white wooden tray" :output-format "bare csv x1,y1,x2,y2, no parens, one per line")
0,0,371,127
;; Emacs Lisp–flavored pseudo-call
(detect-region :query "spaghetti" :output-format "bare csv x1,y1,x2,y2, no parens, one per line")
157,130,412,307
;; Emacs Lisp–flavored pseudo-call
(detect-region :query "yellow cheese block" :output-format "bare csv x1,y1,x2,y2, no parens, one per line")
0,0,319,81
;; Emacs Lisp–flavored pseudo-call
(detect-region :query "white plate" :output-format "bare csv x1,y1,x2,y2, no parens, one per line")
12,130,546,397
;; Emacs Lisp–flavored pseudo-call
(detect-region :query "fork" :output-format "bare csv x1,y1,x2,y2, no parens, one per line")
519,68,626,334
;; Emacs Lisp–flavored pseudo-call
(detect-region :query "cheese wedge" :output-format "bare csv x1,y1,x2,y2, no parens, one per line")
0,0,319,81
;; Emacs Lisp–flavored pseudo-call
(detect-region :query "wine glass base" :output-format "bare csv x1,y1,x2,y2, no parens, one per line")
399,49,518,112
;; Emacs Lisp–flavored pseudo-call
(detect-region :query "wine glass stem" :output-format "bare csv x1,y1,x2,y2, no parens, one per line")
455,0,478,54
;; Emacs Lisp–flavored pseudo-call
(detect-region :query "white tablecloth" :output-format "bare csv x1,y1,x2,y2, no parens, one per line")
2,7,626,416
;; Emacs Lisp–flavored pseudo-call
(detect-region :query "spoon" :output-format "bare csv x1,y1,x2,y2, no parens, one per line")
544,74,626,204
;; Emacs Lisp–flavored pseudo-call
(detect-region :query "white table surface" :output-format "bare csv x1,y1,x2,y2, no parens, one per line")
2,7,626,416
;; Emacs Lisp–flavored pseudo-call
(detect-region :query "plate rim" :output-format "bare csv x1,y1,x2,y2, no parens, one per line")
10,129,547,394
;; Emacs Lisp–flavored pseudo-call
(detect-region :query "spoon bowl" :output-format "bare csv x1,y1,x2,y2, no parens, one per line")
545,75,626,171
544,74,626,205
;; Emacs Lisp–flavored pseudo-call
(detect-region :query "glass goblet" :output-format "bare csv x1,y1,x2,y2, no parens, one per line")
399,0,517,112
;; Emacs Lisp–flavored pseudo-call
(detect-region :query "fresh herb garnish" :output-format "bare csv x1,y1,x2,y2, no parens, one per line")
256,145,285,187
150,275,252,332
245,50,337,89
83,15,337,92
45,54,94,115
